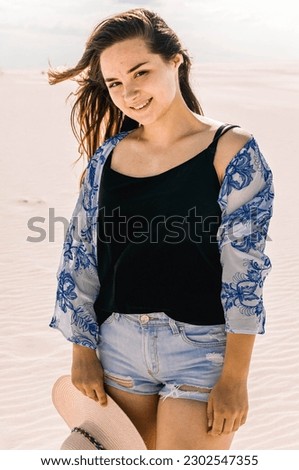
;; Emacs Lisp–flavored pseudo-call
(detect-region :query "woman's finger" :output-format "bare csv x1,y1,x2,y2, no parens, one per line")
86,389,98,400
94,383,107,406
240,413,248,426
232,417,242,432
206,400,213,431
222,416,235,435
208,413,225,436
81,384,101,402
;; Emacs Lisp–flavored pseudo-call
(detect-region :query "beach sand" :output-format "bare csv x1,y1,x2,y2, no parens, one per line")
0,63,298,450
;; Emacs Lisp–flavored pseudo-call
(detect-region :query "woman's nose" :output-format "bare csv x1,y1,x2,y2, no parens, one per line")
123,84,139,102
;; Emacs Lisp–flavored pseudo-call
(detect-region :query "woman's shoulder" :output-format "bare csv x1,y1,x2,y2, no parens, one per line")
194,115,253,148
214,123,254,184
195,115,254,183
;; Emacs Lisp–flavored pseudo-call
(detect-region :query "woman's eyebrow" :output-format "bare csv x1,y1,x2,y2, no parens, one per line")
104,61,149,82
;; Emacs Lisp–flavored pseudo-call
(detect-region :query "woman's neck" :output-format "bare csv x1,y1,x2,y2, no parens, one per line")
137,99,203,149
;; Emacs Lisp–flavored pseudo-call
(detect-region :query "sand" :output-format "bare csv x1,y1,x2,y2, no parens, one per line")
0,62,298,450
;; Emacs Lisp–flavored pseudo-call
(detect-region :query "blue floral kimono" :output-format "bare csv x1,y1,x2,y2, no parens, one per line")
49,130,274,349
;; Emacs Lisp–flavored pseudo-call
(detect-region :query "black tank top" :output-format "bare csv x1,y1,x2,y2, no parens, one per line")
94,124,240,326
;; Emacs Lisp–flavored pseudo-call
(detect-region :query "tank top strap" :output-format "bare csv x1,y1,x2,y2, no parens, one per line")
212,124,241,143
206,124,241,160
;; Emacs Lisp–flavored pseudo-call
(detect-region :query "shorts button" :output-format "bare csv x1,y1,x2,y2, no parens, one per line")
140,314,150,324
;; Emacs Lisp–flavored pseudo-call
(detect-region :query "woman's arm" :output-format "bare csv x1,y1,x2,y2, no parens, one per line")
217,132,274,335
49,146,105,349
71,344,107,405
49,133,128,348
207,130,274,435
207,333,255,435
50,133,130,402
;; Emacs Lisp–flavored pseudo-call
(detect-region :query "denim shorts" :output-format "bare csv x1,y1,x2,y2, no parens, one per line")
97,312,226,403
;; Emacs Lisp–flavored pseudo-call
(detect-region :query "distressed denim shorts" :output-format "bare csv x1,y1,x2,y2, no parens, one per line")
97,312,226,403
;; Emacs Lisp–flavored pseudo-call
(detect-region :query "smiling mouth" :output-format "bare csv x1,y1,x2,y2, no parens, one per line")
130,98,152,111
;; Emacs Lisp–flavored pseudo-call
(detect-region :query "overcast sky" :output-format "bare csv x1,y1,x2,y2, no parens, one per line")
1,0,298,69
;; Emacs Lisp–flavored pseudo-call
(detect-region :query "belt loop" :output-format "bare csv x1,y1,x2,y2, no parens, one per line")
113,312,120,321
169,318,179,335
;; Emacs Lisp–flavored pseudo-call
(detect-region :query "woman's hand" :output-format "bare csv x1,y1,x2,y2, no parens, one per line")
71,344,107,406
207,376,248,436
206,332,255,436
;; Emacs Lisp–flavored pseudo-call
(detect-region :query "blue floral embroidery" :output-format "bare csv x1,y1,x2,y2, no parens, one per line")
50,131,131,347
87,156,98,188
81,224,93,243
56,270,77,313
224,151,255,193
221,259,269,317
71,306,100,341
220,191,273,254
69,335,99,349
218,138,265,208
83,184,98,220
49,316,58,328
62,224,96,271
217,135,274,333
231,232,263,253
63,224,76,261
73,243,97,271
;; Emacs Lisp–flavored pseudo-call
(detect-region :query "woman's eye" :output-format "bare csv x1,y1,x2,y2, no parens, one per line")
135,70,147,78
109,82,120,89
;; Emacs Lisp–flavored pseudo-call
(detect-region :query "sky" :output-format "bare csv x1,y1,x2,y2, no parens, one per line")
0,0,298,69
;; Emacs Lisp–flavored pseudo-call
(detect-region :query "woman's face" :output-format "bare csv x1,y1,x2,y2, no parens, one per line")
100,37,182,126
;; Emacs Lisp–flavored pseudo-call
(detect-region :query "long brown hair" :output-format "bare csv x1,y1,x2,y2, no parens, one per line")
48,8,203,184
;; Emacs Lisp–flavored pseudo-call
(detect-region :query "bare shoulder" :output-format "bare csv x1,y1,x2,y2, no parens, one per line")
214,126,253,183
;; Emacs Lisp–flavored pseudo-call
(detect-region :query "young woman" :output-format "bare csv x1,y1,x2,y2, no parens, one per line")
49,8,274,450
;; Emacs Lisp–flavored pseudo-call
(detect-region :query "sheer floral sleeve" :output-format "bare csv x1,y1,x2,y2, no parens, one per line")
217,136,274,334
49,132,131,349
